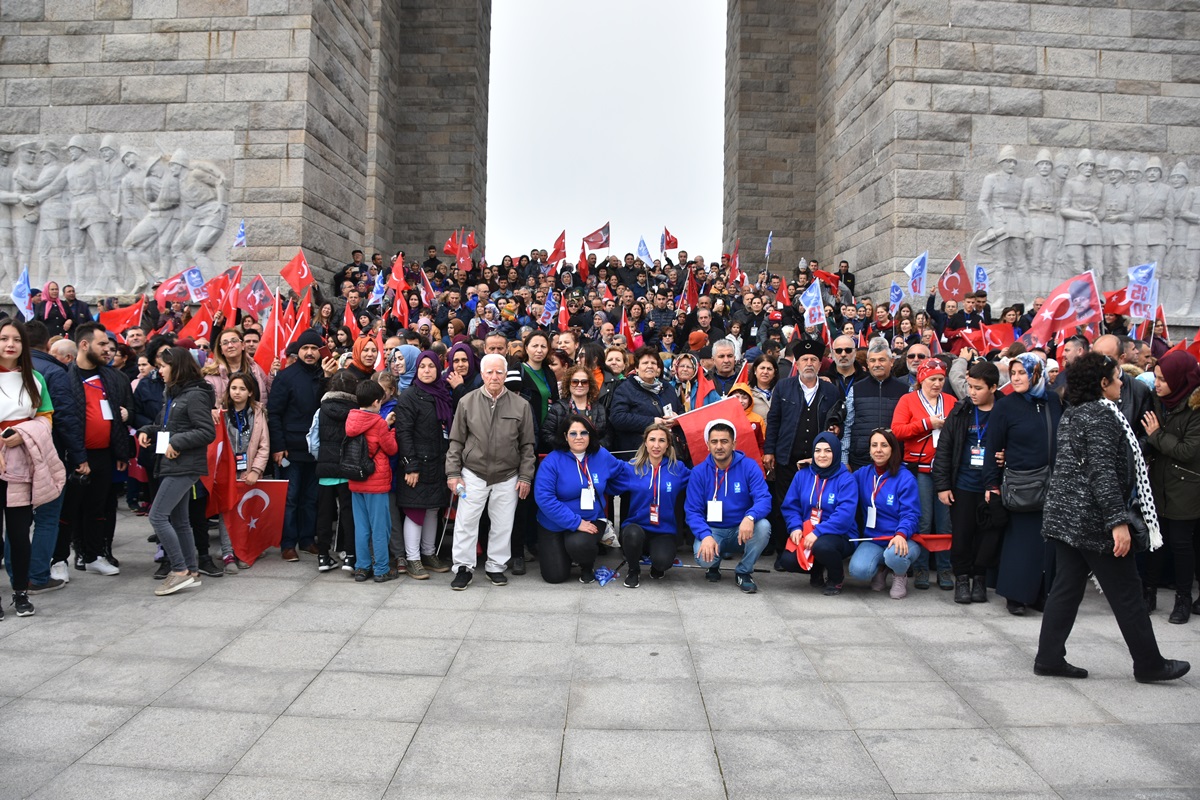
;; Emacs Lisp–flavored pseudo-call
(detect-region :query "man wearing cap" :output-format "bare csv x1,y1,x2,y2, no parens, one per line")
842,338,909,470
1134,156,1171,268
764,338,845,554
267,329,340,562
978,146,1025,274
1060,149,1104,275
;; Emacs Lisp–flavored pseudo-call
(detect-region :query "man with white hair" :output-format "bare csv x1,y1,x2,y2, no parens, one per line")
445,352,537,590
710,339,740,396
842,339,909,469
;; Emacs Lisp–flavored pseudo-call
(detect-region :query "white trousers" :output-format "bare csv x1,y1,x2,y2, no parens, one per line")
451,468,517,573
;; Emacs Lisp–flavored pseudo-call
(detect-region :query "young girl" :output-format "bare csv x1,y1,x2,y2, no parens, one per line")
215,372,270,573
729,384,766,454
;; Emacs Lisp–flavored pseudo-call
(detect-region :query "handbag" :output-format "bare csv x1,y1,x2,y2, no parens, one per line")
1000,400,1053,512
1127,493,1150,553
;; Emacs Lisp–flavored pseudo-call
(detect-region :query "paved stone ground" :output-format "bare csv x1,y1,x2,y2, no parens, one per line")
1,510,1199,799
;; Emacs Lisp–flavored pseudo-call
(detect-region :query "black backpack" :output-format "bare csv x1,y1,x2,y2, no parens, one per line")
338,433,375,480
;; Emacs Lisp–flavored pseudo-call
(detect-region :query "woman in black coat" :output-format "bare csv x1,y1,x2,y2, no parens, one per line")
541,365,611,452
1037,353,1189,683
984,353,1061,616
608,347,682,456
394,351,453,580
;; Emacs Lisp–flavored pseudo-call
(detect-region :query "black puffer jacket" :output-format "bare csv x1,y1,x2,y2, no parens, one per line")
394,386,451,509
314,390,356,479
1043,401,1133,553
140,379,216,478
541,399,610,453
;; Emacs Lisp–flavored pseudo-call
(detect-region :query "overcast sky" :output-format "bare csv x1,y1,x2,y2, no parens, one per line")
485,0,726,266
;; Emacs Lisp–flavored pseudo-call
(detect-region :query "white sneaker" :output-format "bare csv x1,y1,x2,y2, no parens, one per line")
86,556,120,576
49,561,70,584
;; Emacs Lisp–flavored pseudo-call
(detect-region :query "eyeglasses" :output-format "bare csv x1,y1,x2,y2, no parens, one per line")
907,353,929,360
833,347,854,354
570,379,589,386
567,431,590,438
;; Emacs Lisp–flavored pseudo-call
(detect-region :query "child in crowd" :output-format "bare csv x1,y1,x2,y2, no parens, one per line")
216,372,270,572
345,380,398,582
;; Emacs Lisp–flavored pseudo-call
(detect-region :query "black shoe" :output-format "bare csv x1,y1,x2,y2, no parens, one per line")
27,578,65,594
1034,660,1088,679
822,582,843,596
913,568,930,590
510,557,526,576
153,560,171,580
736,573,757,593
579,569,595,584
1144,585,1157,613
971,576,988,603
374,569,399,583
809,565,825,589
953,575,972,604
1007,599,1027,616
1135,659,1191,684
147,533,158,543
486,570,508,586
12,592,33,617
353,569,370,582
317,554,336,572
773,556,786,572
197,556,224,578
104,550,120,569
649,567,665,580
623,571,640,589
73,554,85,572
705,566,721,583
451,566,472,591
1169,594,1192,624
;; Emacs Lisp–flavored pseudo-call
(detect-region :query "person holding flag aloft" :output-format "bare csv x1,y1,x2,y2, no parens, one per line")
778,433,859,596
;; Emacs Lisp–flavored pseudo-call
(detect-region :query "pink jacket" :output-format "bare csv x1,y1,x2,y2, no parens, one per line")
1,417,66,507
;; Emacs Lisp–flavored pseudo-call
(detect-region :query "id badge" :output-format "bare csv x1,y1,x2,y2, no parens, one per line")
750,326,758,338
809,508,822,525
156,431,170,454
235,453,248,472
580,487,595,511
707,500,723,522
970,446,984,468
99,399,113,421
649,504,660,525
865,506,877,529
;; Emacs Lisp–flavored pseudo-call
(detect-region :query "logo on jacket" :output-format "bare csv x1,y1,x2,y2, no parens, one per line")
666,482,673,492
733,482,742,493
886,494,895,505
827,493,836,504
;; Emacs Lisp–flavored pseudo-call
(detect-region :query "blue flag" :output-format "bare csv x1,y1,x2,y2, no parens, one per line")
973,264,988,293
183,266,208,302
368,272,387,306
233,219,247,248
539,292,558,326
637,237,654,268
904,252,928,297
799,282,824,327
11,266,32,321
889,282,904,316
1128,262,1156,286
765,231,773,258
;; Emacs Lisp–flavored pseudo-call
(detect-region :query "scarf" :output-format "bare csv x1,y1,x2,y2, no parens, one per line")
42,283,67,321
523,363,551,422
1101,398,1162,550
1157,351,1200,411
1014,353,1047,399
811,431,844,478
395,344,420,391
633,375,662,394
445,341,478,384
412,351,454,430
351,337,375,374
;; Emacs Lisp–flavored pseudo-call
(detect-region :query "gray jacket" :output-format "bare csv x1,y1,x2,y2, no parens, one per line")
139,379,216,478
445,386,536,485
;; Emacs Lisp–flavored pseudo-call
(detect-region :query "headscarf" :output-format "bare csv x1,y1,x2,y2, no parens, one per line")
1014,353,1046,399
351,337,375,374
41,282,66,320
811,431,844,479
445,341,478,384
1157,350,1200,411
394,344,421,391
412,351,453,430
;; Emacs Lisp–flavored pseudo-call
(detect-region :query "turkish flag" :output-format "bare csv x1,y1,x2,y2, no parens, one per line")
984,322,1016,349
937,254,968,302
293,287,312,336
913,534,952,552
783,520,816,571
548,230,567,266
812,270,841,293
680,268,700,314
280,249,314,295
238,274,273,316
583,222,610,250
674,397,763,470
392,286,410,329
557,294,570,332
177,304,215,343
466,230,477,251
775,280,791,310
695,366,716,407
443,230,460,256
373,327,386,371
342,301,361,340
456,229,473,273
201,412,238,516
733,361,750,386
99,297,144,334
155,270,192,310
202,265,241,314
1104,287,1133,315
730,239,740,286
387,255,409,294
223,479,288,566
418,268,436,307
578,242,589,283
663,227,679,250
254,293,285,375
1025,271,1102,348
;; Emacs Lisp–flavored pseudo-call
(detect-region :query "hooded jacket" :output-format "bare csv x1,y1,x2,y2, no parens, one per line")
314,390,357,479
854,463,921,539
534,446,634,531
32,348,84,469
684,450,771,541
345,407,396,493
1146,387,1200,520
140,379,216,477
781,463,858,538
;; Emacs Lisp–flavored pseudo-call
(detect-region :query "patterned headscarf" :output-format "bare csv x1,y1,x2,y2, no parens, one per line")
1014,353,1046,399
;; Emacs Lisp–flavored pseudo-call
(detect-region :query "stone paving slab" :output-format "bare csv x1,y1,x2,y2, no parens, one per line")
0,510,1197,798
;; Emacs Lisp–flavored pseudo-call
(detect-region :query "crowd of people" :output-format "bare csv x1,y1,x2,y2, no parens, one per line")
0,247,1192,683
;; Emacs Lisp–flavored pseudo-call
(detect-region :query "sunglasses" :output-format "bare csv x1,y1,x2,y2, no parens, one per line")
567,431,590,438
570,379,589,386
833,347,854,354
907,353,929,360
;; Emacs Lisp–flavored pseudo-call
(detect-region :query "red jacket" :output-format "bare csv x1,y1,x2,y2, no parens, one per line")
891,390,957,472
345,408,397,493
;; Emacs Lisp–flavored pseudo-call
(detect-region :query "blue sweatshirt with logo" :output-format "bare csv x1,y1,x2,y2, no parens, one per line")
535,447,635,532
684,450,771,541
624,458,691,536
853,465,921,540
781,466,859,538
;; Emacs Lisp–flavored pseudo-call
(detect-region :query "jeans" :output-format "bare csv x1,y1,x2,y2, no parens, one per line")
352,492,391,576
848,539,924,581
451,468,517,573
693,518,771,576
913,471,951,573
280,460,318,549
27,489,64,585
620,523,678,575
150,475,199,573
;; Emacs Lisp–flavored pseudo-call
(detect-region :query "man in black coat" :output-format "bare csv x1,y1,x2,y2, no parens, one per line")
268,329,340,562
1091,334,1153,439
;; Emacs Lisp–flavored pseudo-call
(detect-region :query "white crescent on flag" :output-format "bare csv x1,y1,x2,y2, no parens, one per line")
237,488,271,530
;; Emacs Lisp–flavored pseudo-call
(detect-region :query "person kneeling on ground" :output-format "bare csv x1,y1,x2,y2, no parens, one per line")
619,422,691,588
847,428,922,598
779,432,859,596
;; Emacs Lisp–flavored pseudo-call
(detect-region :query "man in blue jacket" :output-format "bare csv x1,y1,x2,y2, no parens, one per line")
685,421,772,593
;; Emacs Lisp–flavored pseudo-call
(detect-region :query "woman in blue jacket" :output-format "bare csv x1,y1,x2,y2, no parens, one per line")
619,423,690,588
535,413,635,584
847,428,923,598
779,432,860,595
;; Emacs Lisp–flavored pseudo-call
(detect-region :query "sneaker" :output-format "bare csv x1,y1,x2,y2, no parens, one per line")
353,569,370,582
579,569,595,584
197,556,224,578
649,567,665,580
706,565,721,582
406,558,429,580
451,566,472,591
913,568,930,590
86,556,120,576
236,559,252,570
317,554,336,573
374,569,399,583
971,576,988,603
624,571,640,589
937,569,954,590
27,578,65,594
341,555,355,571
223,555,239,575
735,573,757,593
809,565,825,589
153,560,171,580
510,556,526,575
870,567,887,592
49,561,69,584
13,592,34,617
890,574,908,599
486,570,508,586
953,575,972,604
189,571,203,587
392,556,407,574
822,582,844,597
154,572,196,596
73,554,85,572
422,553,450,573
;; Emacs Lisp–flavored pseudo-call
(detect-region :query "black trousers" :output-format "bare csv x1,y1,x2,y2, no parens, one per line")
1037,539,1165,675
188,484,211,557
949,489,987,577
0,479,33,592
538,523,599,583
779,534,854,585
1151,518,1198,599
620,524,677,575
513,493,536,558
768,461,797,553
57,448,113,563
316,482,354,556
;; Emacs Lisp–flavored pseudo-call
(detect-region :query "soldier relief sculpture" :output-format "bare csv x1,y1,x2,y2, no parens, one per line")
0,136,229,297
971,146,1200,316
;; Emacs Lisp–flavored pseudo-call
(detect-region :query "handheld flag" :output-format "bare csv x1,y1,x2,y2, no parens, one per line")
775,278,791,310
183,266,208,302
548,230,567,267
539,292,558,327
342,301,361,340
1024,271,1103,348
765,231,773,258
367,272,387,306
583,222,611,250
558,293,570,331
904,252,928,297
418,268,436,308
237,274,273,317
889,282,904,317
578,242,589,283
155,269,193,310
973,264,988,293
675,398,764,468
637,236,654,268
280,249,314,295
812,270,841,293
254,292,285,375
936,254,968,302
11,267,33,321
99,296,144,334
201,412,238,517
1127,263,1158,320
223,479,289,566
177,304,215,342
799,282,825,328
233,219,247,248
442,230,460,256
663,227,678,250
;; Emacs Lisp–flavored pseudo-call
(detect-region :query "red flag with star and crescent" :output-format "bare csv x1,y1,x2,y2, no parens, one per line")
254,293,286,375
937,254,968,302
202,411,238,517
279,249,314,296
155,270,192,311
99,297,144,335
663,227,679,250
583,222,610,250
1024,271,1103,348
578,242,589,283
675,397,763,468
223,479,289,566
238,274,273,317
177,304,215,343
547,230,567,269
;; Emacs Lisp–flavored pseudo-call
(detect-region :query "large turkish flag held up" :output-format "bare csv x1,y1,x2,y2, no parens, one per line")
224,479,288,566
675,398,763,471
937,254,968,302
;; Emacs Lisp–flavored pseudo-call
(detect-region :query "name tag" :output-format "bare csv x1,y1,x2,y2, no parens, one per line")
236,453,248,472
750,326,758,337
156,431,170,454
707,500,723,522
661,403,674,416
970,447,985,468
99,399,113,421
580,487,595,511
865,506,877,529
649,504,660,525
809,508,822,525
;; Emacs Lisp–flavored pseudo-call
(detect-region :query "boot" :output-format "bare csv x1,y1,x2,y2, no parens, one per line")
953,575,972,604
1169,593,1192,625
971,576,988,603
1144,585,1157,613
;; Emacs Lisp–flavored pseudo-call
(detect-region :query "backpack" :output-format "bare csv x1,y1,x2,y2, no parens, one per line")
338,433,375,481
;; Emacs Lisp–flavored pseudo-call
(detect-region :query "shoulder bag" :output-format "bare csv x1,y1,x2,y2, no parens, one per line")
1000,401,1052,512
